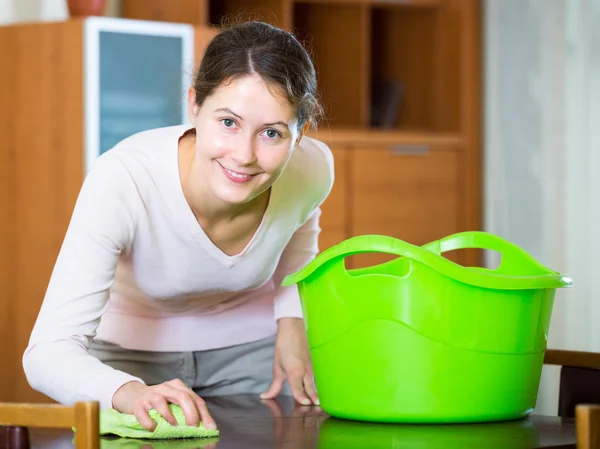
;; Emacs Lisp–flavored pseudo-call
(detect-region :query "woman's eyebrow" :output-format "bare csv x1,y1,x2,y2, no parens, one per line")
214,107,243,121
215,108,289,128
263,121,289,128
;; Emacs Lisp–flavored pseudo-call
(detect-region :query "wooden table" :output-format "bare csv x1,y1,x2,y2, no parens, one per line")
26,395,576,448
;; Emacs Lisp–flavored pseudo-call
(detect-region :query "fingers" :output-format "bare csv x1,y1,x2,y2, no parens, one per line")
164,388,201,428
260,373,285,400
288,370,311,406
150,395,178,427
167,380,217,430
133,402,158,432
196,398,218,430
303,373,320,405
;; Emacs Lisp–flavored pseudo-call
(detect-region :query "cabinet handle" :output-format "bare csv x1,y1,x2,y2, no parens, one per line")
389,144,430,155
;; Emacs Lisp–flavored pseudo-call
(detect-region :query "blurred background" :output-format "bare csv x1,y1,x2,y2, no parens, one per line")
0,0,598,418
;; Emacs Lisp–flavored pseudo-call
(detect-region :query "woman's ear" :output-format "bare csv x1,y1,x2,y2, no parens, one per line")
187,87,198,122
294,121,311,147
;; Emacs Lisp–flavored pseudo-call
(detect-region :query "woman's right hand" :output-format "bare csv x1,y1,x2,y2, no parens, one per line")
112,379,217,432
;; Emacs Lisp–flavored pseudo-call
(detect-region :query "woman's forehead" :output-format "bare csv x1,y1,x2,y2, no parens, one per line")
208,75,297,124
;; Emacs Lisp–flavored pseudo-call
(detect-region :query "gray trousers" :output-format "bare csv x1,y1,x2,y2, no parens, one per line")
89,335,291,397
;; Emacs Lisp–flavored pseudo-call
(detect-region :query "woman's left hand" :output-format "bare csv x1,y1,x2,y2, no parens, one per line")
260,318,319,405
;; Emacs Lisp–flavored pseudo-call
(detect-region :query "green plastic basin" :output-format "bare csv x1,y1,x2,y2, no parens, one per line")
282,231,573,423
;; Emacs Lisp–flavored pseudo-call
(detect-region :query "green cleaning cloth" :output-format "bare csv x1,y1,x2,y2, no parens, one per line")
100,436,219,449
99,404,220,440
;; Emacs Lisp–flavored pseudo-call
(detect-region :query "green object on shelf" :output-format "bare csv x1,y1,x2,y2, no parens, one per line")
282,231,573,423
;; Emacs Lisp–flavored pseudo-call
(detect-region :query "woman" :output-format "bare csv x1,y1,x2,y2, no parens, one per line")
23,21,333,432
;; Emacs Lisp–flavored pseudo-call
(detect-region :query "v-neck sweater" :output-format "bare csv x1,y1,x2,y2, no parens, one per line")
23,125,334,409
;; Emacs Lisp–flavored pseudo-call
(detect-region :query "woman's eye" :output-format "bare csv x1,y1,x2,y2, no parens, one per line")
221,119,235,128
265,129,281,139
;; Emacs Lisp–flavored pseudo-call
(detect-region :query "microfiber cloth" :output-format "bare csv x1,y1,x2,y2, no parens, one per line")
98,404,220,440
100,436,219,449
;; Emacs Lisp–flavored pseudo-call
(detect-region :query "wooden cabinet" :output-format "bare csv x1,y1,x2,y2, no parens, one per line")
122,0,482,267
349,144,459,268
318,146,349,252
314,131,464,268
0,18,214,403
0,0,481,402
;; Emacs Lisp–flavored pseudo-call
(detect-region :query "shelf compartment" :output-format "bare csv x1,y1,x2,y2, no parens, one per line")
208,0,292,28
295,0,442,7
122,0,209,25
294,2,369,128
349,144,460,268
370,3,461,132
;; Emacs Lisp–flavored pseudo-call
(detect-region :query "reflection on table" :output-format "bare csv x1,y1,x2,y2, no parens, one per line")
26,395,576,449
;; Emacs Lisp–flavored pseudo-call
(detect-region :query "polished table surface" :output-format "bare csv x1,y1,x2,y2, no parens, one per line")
27,395,576,449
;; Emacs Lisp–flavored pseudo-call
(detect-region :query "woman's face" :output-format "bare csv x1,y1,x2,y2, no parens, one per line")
188,74,302,207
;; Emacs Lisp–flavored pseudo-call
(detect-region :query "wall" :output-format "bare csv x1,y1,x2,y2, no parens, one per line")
484,0,600,415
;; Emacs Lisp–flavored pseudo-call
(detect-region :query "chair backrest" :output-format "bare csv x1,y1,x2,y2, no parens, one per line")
0,401,99,449
544,349,600,418
576,404,600,449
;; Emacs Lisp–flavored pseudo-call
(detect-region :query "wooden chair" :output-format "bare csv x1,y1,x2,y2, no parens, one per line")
576,404,600,449
0,401,99,449
544,349,600,418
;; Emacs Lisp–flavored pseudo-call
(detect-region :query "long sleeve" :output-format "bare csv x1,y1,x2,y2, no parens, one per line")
271,137,335,320
22,153,145,410
272,207,323,320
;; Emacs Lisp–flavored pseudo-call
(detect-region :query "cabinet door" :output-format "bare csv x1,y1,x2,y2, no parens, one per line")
83,18,195,171
318,146,348,253
350,145,460,268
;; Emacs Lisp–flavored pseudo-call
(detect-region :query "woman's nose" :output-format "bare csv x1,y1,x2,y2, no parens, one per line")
230,136,257,166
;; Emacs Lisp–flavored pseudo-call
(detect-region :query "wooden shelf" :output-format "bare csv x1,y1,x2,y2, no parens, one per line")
295,0,442,7
308,128,462,147
0,0,482,405
348,144,460,268
121,0,473,135
294,2,369,127
208,0,291,28
120,0,481,261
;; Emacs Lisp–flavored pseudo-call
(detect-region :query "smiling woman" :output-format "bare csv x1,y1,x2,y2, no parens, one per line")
22,21,333,433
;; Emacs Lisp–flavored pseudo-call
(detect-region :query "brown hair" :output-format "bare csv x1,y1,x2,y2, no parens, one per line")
193,21,323,130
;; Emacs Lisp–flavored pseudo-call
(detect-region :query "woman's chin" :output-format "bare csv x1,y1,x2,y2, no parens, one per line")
213,184,258,206
214,176,272,206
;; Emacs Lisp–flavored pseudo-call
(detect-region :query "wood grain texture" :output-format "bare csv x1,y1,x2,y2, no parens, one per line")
349,145,460,268
371,6,437,130
0,25,15,402
122,0,209,24
296,0,442,6
1,19,85,403
432,0,461,132
359,3,371,127
0,401,99,449
318,146,349,252
294,3,365,127
211,0,290,27
74,401,100,449
576,404,600,449
308,128,462,147
193,24,219,69
545,350,600,370
458,0,482,265
0,403,76,428
0,19,220,404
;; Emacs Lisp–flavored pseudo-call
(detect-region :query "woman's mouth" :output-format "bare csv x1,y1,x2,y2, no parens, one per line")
218,162,256,184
